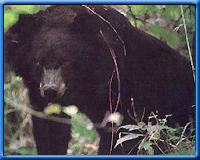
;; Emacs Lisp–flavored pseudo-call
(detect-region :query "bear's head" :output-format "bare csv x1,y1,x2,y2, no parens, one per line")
4,7,124,103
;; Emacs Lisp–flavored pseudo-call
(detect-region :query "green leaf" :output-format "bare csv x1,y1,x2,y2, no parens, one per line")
117,124,144,132
148,146,154,155
147,125,168,132
165,114,173,118
13,5,41,14
170,136,180,141
44,103,61,115
4,11,19,32
107,112,123,126
138,141,153,150
138,141,154,155
70,113,96,142
63,105,78,116
130,5,143,15
152,132,160,140
114,133,143,148
149,24,177,48
166,126,177,133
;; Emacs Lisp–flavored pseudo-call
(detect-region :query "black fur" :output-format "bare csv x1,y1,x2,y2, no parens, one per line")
4,5,195,155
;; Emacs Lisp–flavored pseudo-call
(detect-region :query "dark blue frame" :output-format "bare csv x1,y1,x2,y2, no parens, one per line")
1,1,199,159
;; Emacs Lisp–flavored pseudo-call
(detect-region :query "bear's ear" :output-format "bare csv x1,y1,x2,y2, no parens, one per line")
71,13,101,34
6,14,42,40
4,14,42,76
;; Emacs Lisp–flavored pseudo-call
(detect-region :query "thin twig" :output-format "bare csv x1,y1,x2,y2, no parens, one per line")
109,70,115,114
108,70,115,155
127,5,138,27
110,48,121,113
174,6,189,27
82,5,126,56
4,96,115,131
180,5,195,82
99,30,121,114
4,96,71,125
153,139,166,155
109,121,114,155
100,30,121,154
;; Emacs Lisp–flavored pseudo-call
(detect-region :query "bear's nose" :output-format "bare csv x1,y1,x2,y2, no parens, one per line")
44,88,58,101
40,67,66,101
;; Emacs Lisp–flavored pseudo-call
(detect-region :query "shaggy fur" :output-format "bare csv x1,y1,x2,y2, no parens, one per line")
4,5,195,155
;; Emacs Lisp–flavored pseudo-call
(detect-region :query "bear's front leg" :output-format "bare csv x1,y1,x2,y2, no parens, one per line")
32,115,71,155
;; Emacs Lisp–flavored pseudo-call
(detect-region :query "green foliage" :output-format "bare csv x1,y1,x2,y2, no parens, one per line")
118,5,195,57
115,112,195,155
63,105,78,116
44,103,62,115
71,113,97,143
4,145,37,155
12,5,42,13
4,75,35,155
67,112,99,155
166,141,195,155
4,11,18,32
148,24,178,48
4,5,49,32
138,141,154,155
115,133,143,149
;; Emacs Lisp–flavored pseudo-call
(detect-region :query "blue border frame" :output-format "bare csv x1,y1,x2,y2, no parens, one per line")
1,1,199,159
0,0,199,4
1,2,3,160
196,1,199,159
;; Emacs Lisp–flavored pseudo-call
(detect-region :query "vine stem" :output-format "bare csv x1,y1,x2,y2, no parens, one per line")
82,5,126,56
180,5,195,82
4,96,114,130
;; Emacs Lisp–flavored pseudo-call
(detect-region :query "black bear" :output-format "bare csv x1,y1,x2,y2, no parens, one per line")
4,5,195,155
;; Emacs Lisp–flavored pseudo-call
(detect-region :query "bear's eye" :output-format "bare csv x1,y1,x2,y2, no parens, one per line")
62,61,71,67
35,61,43,67
65,62,70,66
36,62,40,66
